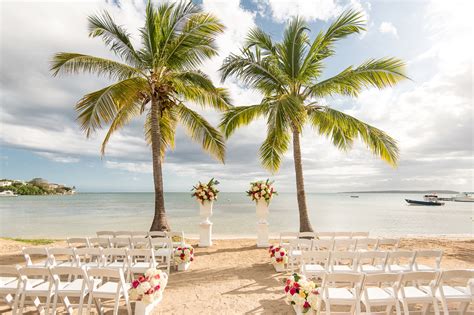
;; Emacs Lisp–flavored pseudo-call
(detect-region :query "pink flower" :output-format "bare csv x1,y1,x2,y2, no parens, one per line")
155,285,160,291
284,285,290,293
304,302,310,309
279,251,285,256
132,280,140,288
138,276,146,283
289,288,296,295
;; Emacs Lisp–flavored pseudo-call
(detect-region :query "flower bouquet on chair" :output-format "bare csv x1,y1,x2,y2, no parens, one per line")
174,245,194,271
284,273,320,315
269,245,288,272
129,268,168,315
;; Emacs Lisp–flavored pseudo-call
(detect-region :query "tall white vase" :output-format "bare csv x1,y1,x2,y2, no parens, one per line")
256,199,269,247
199,200,213,247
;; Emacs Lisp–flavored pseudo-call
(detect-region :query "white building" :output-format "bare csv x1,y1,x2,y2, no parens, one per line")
0,181,12,187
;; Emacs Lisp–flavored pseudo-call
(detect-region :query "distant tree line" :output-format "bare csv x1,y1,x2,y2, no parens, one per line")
0,178,75,195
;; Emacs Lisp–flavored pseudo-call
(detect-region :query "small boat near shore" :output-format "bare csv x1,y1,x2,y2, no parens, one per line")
405,194,444,206
453,192,474,202
0,190,18,197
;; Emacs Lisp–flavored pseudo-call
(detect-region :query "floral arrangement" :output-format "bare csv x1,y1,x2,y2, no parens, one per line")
268,245,288,265
284,273,320,312
129,268,168,304
191,178,219,203
174,245,194,264
246,179,277,203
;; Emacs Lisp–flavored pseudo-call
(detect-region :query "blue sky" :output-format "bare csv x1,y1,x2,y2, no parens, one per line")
0,0,472,192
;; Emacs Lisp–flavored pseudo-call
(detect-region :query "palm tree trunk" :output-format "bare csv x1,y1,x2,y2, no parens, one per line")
292,129,314,232
149,96,170,232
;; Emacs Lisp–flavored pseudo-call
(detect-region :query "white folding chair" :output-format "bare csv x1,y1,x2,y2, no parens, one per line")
351,232,369,238
96,231,115,238
102,248,128,271
318,272,365,315
22,247,50,267
386,251,415,273
376,238,400,250
67,238,90,248
434,269,474,315
298,232,317,239
149,237,173,274
86,267,132,315
128,249,156,279
48,248,77,267
130,231,149,238
361,272,401,315
300,251,330,280
115,231,132,238
75,248,104,268
397,271,440,315
354,238,379,251
414,250,443,271
316,232,335,240
279,232,298,249
334,232,353,239
357,251,388,274
130,237,151,249
288,239,313,272
50,266,95,315
109,237,131,249
167,231,186,248
88,237,111,248
148,231,167,237
329,251,358,273
18,267,55,315
0,265,21,314
333,239,357,251
313,239,334,251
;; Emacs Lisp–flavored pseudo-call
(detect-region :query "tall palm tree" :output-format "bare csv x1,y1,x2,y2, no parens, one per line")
51,1,231,231
219,11,408,232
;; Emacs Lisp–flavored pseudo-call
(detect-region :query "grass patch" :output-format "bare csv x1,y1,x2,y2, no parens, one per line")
2,238,57,245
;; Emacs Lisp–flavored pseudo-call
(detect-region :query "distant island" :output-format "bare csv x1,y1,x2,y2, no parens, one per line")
339,190,459,194
0,178,75,195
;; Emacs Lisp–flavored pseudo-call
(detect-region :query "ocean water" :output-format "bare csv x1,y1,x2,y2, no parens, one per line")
0,192,472,238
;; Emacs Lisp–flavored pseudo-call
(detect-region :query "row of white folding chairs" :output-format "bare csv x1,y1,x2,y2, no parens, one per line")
0,264,155,314
310,270,474,315
22,244,172,275
67,234,183,249
96,230,183,239
280,231,369,241
296,250,444,276
285,237,400,255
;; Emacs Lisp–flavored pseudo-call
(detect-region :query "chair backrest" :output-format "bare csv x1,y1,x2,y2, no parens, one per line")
87,267,127,290
279,232,298,247
414,250,443,270
109,237,131,248
167,231,185,246
130,237,151,249
298,232,317,239
376,238,400,250
322,272,365,296
357,251,388,266
363,272,400,285
289,238,312,251
75,248,103,267
313,239,334,251
333,239,357,251
399,271,438,285
437,269,474,287
315,232,335,239
96,231,115,238
22,247,49,266
334,232,353,239
115,231,133,237
354,238,379,250
0,265,20,279
301,251,331,267
48,248,76,266
329,251,358,271
148,231,167,237
149,237,172,249
88,237,111,248
386,251,415,267
351,232,369,238
130,231,149,237
67,237,90,248
18,266,53,283
102,248,128,263
128,249,156,264
50,266,86,278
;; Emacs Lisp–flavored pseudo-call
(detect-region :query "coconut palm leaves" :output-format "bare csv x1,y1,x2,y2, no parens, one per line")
51,1,230,231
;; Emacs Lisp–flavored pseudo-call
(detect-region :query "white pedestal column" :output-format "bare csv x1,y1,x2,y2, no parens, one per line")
199,200,213,247
256,199,269,247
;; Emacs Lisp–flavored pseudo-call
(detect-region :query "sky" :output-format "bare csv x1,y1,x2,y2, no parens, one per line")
0,0,472,193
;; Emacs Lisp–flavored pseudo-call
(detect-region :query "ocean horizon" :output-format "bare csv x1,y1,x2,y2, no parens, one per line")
1,192,472,238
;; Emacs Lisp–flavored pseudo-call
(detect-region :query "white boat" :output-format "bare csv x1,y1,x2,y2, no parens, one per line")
453,192,474,202
0,190,18,197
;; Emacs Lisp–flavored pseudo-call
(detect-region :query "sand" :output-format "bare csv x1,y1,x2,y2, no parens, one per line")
0,237,473,314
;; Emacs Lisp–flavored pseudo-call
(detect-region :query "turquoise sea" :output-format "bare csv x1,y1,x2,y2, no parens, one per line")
0,193,472,238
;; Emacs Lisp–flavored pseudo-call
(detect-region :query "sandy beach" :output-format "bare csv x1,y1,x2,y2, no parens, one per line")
1,236,473,314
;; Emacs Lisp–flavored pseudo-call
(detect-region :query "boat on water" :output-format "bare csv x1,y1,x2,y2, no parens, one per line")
453,192,474,202
405,194,444,206
0,190,18,197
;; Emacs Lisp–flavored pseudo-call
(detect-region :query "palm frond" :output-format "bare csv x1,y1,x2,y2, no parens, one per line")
88,10,142,65
278,17,309,81
76,77,148,136
307,57,408,97
177,104,226,162
145,106,179,158
245,27,276,54
50,53,143,80
259,127,290,172
307,106,399,166
219,103,268,137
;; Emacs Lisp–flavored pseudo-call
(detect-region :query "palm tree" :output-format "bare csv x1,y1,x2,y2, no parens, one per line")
51,1,231,231
219,11,408,232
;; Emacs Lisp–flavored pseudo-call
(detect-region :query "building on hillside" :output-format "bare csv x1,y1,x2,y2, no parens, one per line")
0,180,12,187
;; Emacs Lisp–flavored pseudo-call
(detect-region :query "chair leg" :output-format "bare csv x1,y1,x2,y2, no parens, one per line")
432,298,440,315
385,304,392,315
355,301,361,315
325,301,331,315
459,302,469,315
402,300,410,315
78,293,85,315
394,301,401,315
19,292,26,314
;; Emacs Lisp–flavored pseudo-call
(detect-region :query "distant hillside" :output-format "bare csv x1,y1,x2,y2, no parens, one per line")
339,190,459,194
0,178,75,195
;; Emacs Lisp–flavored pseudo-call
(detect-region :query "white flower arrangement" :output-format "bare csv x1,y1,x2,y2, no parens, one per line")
191,178,220,203
284,273,320,312
129,268,168,304
174,245,194,264
268,245,288,265
246,179,277,203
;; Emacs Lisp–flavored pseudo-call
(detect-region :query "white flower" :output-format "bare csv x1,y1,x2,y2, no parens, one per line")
137,281,151,295
145,268,159,278
129,288,139,300
209,191,214,196
142,294,155,304
203,195,208,200
252,186,258,191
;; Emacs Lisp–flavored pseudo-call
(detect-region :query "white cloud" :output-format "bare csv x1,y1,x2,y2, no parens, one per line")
379,21,398,38
105,161,152,174
36,152,80,163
